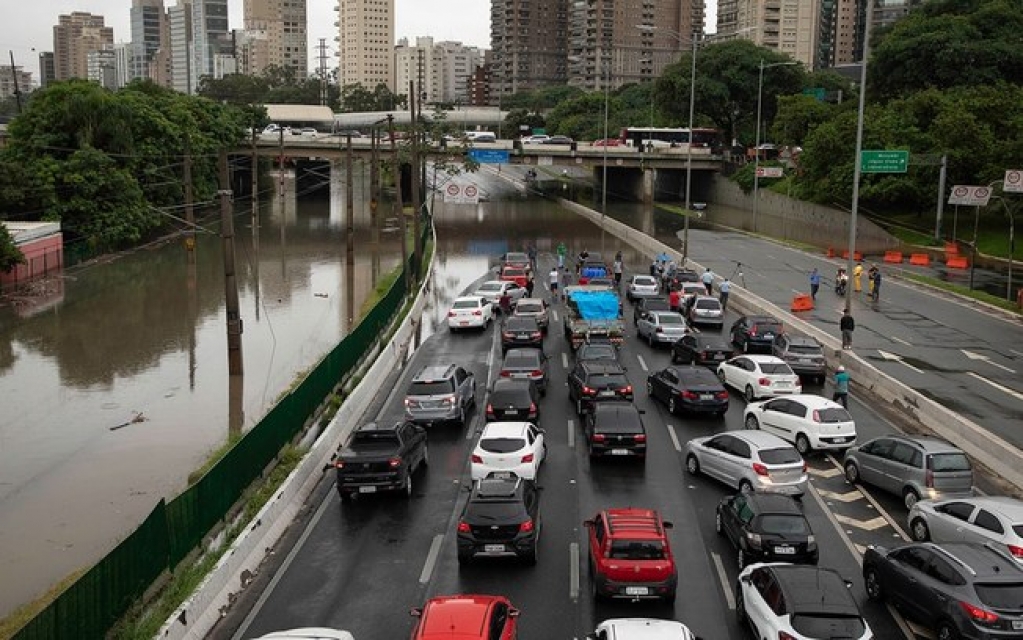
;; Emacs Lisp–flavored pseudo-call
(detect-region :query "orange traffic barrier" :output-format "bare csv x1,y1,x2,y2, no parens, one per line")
826,247,835,258
909,253,931,266
790,293,814,312
883,251,903,264
841,250,863,261
947,256,969,269
944,242,959,255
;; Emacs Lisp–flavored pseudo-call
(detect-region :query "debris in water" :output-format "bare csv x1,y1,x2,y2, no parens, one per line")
110,411,147,431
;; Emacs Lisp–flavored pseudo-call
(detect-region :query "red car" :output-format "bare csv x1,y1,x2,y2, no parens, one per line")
410,594,519,640
584,508,677,603
499,265,530,288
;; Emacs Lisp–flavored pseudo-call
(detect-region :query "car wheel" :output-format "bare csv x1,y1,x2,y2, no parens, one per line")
718,369,727,384
685,454,700,476
744,415,759,430
576,398,585,417
668,396,678,414
522,543,538,566
903,487,921,510
864,566,884,602
739,479,753,493
421,445,429,468
795,434,812,456
671,351,680,364
844,461,860,484
744,385,756,402
646,381,654,396
910,517,930,541
937,622,961,640
714,510,723,535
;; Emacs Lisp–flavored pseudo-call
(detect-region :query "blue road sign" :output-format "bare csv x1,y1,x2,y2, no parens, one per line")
468,149,510,164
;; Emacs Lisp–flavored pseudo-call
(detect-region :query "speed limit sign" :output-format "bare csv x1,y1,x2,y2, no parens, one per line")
446,184,460,197
1005,169,1023,194
464,185,478,198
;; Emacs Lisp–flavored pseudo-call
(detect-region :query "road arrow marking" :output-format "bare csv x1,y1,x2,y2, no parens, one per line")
961,349,1017,374
877,349,924,374
967,372,1023,402
834,513,890,531
808,466,843,478
817,489,863,503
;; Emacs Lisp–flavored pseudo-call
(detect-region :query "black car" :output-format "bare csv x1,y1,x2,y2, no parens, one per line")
501,316,543,353
863,542,1023,640
333,421,428,501
717,492,818,570
772,334,827,384
646,366,729,416
485,378,540,422
575,341,619,364
567,361,633,416
499,348,549,395
633,296,671,326
671,334,734,366
729,315,784,353
584,402,647,460
457,474,540,565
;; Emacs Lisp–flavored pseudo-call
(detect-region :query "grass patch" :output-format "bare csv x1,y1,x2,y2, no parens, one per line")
358,266,402,321
0,570,87,639
903,273,1021,315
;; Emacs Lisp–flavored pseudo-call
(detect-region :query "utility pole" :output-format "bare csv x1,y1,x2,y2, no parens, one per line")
346,133,355,263
409,80,421,280
8,51,23,114
388,115,410,290
935,154,947,240
370,126,379,226
184,137,195,260
250,126,259,234
219,150,244,375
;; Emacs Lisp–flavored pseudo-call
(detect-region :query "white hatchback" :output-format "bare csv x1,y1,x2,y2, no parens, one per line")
717,355,801,402
447,296,493,331
626,275,661,302
470,422,546,480
590,618,700,640
743,394,857,455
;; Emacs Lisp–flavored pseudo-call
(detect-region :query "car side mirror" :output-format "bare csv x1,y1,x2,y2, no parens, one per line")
509,608,520,618
844,579,854,589
740,575,752,585
583,519,595,528
662,521,674,529
637,409,646,415
410,607,423,617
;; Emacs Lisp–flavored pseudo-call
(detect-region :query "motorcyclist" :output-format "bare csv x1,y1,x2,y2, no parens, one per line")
835,268,848,295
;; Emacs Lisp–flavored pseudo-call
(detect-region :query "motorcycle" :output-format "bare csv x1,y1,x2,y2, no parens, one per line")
834,272,848,296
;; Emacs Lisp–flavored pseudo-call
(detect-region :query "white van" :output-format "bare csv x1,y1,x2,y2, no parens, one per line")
465,131,497,142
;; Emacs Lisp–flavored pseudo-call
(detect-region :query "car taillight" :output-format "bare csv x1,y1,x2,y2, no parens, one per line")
812,409,821,423
486,404,495,417
582,385,596,395
500,370,511,377
802,460,808,473
750,328,758,337
592,434,606,443
519,519,535,533
753,462,769,476
471,454,483,463
531,331,541,338
404,398,414,407
333,460,345,469
1009,544,1023,559
521,453,534,463
960,601,999,625
447,310,456,317
473,310,482,316
778,633,797,640
503,332,514,338
457,521,471,533
925,469,934,488
634,434,646,443
622,385,633,395
528,403,537,416
655,326,663,333
388,457,401,468
758,377,771,387
443,394,456,405
715,390,729,399
682,390,699,400
531,369,544,377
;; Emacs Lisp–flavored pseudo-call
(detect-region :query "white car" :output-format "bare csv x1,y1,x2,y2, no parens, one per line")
737,563,873,640
520,134,550,144
472,280,526,308
743,394,857,455
252,630,355,640
626,275,661,302
447,296,493,331
589,618,700,640
717,355,801,402
907,496,1023,558
637,311,689,346
470,422,546,480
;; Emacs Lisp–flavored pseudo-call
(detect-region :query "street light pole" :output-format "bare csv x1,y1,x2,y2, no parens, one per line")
682,36,697,265
601,40,610,255
754,59,799,234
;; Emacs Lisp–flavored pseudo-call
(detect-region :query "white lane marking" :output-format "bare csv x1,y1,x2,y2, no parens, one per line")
890,604,921,639
1012,349,1023,357
876,349,924,374
807,483,864,567
890,335,911,346
569,542,580,601
551,309,559,323
636,354,649,372
833,514,890,531
808,466,842,478
967,371,1023,402
962,349,1017,374
710,552,735,610
568,419,575,449
816,488,863,503
419,534,445,583
562,352,569,369
825,453,910,540
666,424,682,452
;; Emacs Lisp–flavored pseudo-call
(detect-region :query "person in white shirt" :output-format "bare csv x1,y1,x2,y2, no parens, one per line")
701,267,715,295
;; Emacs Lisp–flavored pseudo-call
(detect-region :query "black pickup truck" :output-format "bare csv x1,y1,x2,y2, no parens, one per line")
333,421,428,501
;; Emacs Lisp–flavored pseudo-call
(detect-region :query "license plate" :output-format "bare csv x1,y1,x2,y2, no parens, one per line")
712,353,725,360
624,586,649,596
484,544,505,553
517,334,529,339
505,410,520,417
834,436,851,443
358,486,377,493
459,321,469,326
511,373,528,378
764,333,774,339
775,546,796,555
1013,621,1023,630
599,390,616,397
700,394,713,400
610,449,630,456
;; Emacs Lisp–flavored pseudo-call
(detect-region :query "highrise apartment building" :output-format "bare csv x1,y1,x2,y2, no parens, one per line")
192,0,230,82
490,0,568,96
570,0,702,92
0,66,32,100
243,0,308,76
337,0,394,90
38,52,56,89
716,0,818,67
53,12,115,81
395,37,483,104
130,0,166,81
168,1,194,92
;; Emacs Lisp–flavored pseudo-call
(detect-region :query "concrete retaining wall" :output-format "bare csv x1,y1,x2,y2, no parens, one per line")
157,237,436,640
561,197,1023,493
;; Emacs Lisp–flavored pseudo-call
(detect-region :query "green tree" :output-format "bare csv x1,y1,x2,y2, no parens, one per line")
503,108,545,138
771,94,837,146
0,224,24,273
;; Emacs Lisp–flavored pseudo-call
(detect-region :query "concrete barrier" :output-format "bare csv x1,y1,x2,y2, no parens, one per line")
157,229,437,640
561,197,1023,494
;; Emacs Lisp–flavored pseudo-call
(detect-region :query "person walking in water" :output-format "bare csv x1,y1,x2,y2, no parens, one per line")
719,278,731,310
833,365,851,408
701,267,715,295
809,268,821,301
840,308,855,349
853,262,864,293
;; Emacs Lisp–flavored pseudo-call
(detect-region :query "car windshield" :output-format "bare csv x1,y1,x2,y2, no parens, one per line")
490,388,531,405
478,283,502,293
408,380,454,395
928,453,971,472
817,407,852,423
974,582,1023,609
759,448,802,465
788,344,822,355
504,353,540,368
609,540,665,560
467,500,525,521
352,432,399,446
757,514,810,535
504,268,525,277
753,323,782,333
452,299,480,309
634,277,657,286
759,363,794,375
589,374,628,387
657,315,684,325
505,318,537,331
517,302,543,313
645,300,671,310
480,437,526,454
790,615,865,638
678,369,719,384
696,300,720,310
580,346,617,360
504,253,528,263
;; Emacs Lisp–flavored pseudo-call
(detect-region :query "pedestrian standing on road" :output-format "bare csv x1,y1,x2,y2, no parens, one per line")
867,265,878,298
701,267,715,295
549,267,559,300
840,308,855,349
809,268,821,300
556,242,567,269
833,365,851,408
853,262,864,293
527,244,537,271
612,257,623,287
650,259,658,277
719,278,731,310
872,268,882,302
525,274,535,297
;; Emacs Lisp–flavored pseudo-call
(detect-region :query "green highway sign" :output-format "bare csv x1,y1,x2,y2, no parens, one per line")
802,87,826,101
861,150,909,173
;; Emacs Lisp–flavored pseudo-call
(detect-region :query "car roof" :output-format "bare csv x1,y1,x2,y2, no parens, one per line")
727,430,794,449
765,565,860,615
598,618,693,639
692,295,719,303
253,629,355,640
355,421,404,433
913,542,1023,579
743,355,788,364
883,435,962,453
412,364,459,382
492,377,534,392
603,508,667,539
505,316,539,326
581,361,626,373
591,402,642,420
480,421,533,438
419,595,506,637
472,475,527,499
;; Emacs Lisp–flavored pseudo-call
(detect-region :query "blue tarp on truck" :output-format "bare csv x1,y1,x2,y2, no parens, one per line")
568,290,620,320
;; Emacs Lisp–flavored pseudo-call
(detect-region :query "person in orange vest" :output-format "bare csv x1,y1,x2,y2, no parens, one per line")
853,262,864,293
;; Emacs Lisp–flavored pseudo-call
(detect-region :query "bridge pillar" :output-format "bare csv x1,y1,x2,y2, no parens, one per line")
642,168,655,204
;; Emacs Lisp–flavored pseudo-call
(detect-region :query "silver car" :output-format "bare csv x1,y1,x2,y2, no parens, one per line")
512,297,549,330
686,295,724,328
843,435,974,509
908,497,1023,562
626,275,661,302
403,364,476,427
684,431,808,497
637,311,689,346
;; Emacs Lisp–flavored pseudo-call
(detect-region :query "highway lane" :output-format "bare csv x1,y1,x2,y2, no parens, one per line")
211,254,930,640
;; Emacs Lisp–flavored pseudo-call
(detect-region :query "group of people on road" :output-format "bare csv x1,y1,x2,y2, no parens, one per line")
809,262,882,303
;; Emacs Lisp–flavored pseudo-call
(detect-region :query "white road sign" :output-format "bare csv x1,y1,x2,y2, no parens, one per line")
755,167,784,178
443,182,480,205
1005,170,1023,194
948,185,993,206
